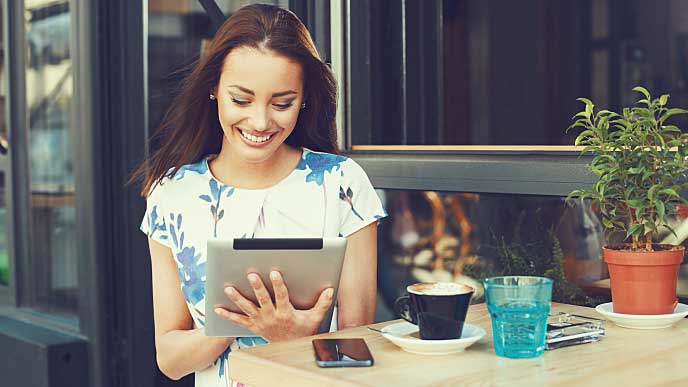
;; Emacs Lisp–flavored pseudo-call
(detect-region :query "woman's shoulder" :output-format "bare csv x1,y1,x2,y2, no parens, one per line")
147,158,210,199
296,148,369,173
295,148,368,185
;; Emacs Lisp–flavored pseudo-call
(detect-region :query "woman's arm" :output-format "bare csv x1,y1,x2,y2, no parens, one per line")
149,238,234,380
336,222,378,329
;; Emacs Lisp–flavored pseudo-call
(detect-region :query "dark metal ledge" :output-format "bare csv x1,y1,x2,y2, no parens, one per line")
346,151,596,196
0,315,88,387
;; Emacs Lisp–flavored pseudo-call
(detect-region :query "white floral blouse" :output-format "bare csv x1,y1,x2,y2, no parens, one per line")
140,147,387,386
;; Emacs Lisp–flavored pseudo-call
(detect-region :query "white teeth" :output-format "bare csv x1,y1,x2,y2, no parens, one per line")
240,130,273,143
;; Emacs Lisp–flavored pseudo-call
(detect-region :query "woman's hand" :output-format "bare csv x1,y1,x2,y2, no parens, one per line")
214,271,334,342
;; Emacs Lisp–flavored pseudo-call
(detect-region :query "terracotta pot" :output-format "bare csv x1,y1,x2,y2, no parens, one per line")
603,244,684,315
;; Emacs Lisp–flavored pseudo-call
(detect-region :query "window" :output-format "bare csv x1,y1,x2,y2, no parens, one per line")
347,0,688,147
24,0,77,315
375,188,688,319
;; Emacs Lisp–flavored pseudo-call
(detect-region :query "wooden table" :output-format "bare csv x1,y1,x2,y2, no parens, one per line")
228,303,688,386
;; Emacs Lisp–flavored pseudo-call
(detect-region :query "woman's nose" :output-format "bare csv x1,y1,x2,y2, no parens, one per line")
249,105,271,132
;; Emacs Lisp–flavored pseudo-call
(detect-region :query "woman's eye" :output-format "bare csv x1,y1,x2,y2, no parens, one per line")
231,98,250,106
273,103,293,110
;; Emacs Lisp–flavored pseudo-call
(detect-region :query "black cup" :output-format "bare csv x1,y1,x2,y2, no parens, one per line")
394,282,474,340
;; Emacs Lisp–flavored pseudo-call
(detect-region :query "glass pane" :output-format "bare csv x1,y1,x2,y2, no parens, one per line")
375,189,688,320
353,0,688,146
378,190,688,319
148,0,290,137
25,0,77,314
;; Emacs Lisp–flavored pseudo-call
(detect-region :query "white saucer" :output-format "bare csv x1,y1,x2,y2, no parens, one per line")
595,302,688,329
380,322,485,355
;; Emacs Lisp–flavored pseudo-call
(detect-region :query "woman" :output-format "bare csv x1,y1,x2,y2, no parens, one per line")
133,4,385,386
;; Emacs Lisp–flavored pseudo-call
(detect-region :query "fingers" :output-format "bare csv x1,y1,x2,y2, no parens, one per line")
248,273,275,311
214,307,252,328
310,287,334,317
270,271,291,310
224,286,259,317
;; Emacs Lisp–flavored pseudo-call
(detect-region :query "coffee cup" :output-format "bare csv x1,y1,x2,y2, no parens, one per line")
393,282,474,340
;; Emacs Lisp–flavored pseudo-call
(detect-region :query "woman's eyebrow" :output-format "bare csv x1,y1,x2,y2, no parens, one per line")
227,85,297,98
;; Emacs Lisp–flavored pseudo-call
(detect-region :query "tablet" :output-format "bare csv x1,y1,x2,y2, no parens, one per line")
204,237,348,337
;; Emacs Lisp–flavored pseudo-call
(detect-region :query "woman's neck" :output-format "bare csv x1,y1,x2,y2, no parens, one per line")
209,144,301,189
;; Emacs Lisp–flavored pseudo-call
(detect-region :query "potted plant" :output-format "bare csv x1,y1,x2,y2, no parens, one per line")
567,86,688,315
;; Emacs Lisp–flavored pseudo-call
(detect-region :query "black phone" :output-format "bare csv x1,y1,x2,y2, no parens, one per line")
312,338,374,367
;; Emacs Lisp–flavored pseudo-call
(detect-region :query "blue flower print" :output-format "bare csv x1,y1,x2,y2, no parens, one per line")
214,346,231,378
177,246,205,304
236,337,269,347
166,159,209,181
168,213,207,305
339,186,364,221
199,179,234,238
147,205,168,240
296,151,347,186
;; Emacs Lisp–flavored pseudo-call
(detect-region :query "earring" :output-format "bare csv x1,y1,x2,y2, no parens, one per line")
301,102,306,109
209,93,216,100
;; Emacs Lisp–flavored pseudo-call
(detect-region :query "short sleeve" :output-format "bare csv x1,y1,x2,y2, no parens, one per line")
140,182,172,247
338,159,388,237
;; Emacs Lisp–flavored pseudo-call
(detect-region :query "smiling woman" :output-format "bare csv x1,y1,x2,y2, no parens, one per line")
209,47,305,186
131,4,385,386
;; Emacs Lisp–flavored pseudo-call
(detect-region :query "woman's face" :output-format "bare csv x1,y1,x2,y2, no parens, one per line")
214,46,304,164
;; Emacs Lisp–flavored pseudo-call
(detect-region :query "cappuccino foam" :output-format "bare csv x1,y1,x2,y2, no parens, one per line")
408,282,473,296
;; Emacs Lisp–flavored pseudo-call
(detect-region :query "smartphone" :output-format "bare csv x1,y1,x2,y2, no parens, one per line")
312,338,374,367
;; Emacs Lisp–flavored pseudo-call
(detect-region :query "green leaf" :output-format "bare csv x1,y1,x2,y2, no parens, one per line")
660,108,688,123
660,188,680,198
576,97,594,106
656,200,665,220
574,130,596,146
633,86,651,100
626,223,643,240
602,218,613,229
627,199,645,209
659,94,669,106
597,110,620,118
661,125,681,133
648,185,660,201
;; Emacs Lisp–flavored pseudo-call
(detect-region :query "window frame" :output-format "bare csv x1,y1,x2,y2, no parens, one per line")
336,0,596,197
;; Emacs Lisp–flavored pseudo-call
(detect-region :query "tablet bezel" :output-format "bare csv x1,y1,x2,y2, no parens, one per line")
204,237,347,337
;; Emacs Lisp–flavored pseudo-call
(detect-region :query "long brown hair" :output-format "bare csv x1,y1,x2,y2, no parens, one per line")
132,4,338,196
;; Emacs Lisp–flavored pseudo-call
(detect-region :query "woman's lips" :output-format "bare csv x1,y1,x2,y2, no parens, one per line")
236,127,277,148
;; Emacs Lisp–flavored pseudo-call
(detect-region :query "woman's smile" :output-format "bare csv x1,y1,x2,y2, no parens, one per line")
235,126,279,148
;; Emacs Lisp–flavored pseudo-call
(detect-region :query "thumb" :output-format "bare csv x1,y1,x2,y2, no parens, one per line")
311,287,334,316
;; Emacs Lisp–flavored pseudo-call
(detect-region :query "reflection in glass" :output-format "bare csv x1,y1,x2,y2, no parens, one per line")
376,190,601,320
376,189,688,321
25,0,77,314
356,0,688,146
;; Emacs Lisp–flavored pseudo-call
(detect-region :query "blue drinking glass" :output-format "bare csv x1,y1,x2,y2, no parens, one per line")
483,276,553,359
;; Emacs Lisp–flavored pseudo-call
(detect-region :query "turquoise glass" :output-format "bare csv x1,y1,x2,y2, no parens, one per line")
484,276,553,359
